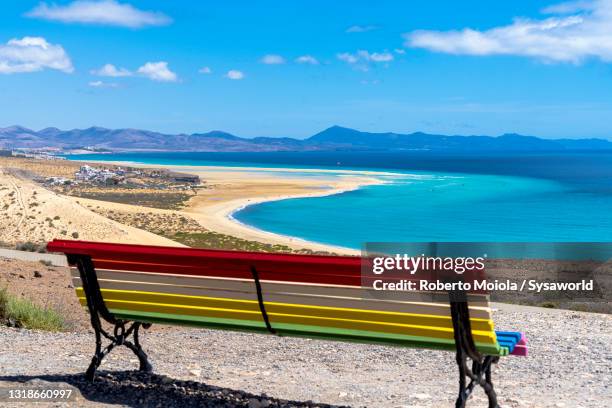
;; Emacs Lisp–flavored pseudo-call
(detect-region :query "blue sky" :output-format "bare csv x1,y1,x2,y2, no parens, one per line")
1,0,612,139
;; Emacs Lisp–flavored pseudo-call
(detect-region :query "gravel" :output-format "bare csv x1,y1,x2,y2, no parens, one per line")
0,303,610,408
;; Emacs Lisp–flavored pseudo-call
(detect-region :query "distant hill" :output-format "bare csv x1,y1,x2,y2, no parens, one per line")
308,126,612,151
1,125,610,152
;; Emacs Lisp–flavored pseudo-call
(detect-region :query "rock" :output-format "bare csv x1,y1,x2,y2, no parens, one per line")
411,393,431,401
338,392,348,398
33,270,42,278
189,369,201,377
248,398,264,408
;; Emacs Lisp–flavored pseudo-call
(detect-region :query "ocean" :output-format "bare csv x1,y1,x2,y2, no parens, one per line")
66,151,612,248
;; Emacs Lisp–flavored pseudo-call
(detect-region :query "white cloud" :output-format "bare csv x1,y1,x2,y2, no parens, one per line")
260,54,286,64
225,69,244,80
137,61,178,82
337,52,359,64
198,66,212,74
394,48,406,55
295,55,319,65
88,80,118,87
405,0,612,63
26,0,171,28
346,25,378,33
0,36,73,74
337,50,394,70
90,63,131,77
368,51,394,62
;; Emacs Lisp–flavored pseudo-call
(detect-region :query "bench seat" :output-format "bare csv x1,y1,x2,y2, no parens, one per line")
70,268,521,357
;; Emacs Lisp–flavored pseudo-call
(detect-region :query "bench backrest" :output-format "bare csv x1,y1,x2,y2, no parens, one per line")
47,240,508,356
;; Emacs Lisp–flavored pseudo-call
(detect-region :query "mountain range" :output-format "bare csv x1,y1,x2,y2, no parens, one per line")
1,125,611,152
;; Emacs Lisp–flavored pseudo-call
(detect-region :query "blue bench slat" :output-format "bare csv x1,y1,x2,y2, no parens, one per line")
494,331,523,353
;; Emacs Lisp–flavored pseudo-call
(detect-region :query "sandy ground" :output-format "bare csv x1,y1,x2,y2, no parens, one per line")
0,169,182,247
0,257,610,407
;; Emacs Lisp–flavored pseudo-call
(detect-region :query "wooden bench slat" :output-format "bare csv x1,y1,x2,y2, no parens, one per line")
108,308,504,355
86,259,485,291
54,240,487,292
76,287,494,332
76,298,502,356
74,278,493,319
75,289,498,345
90,259,362,286
100,298,497,345
71,268,491,308
49,239,362,273
72,271,492,319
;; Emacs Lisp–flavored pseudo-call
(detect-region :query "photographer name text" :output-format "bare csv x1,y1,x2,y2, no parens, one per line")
372,279,594,293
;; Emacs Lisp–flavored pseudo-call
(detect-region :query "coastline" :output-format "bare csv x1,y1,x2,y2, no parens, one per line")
66,159,396,254
192,182,375,256
77,159,406,177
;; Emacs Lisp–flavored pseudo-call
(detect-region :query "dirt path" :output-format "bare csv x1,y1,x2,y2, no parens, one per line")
2,178,27,240
0,248,67,266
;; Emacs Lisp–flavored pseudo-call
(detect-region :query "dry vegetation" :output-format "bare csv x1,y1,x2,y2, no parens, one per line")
0,157,79,179
66,188,194,210
0,258,84,331
0,156,199,210
89,207,333,254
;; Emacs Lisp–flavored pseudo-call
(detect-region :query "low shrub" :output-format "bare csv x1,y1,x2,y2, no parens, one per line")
0,288,65,331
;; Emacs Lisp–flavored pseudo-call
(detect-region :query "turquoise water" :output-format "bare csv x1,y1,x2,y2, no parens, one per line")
234,173,612,248
66,152,612,248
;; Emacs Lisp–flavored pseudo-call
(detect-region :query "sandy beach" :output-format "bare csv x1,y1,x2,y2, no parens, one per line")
70,160,402,253
0,157,394,254
176,165,391,255
91,164,392,254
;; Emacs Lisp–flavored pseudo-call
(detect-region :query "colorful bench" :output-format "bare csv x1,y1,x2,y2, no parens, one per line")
47,239,527,408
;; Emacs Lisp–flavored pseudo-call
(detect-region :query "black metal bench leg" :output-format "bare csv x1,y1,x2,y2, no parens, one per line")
483,357,499,408
85,342,116,381
449,291,502,408
84,285,106,381
123,323,153,373
455,353,500,408
455,348,469,408
85,325,104,381
84,321,152,381
74,255,153,381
